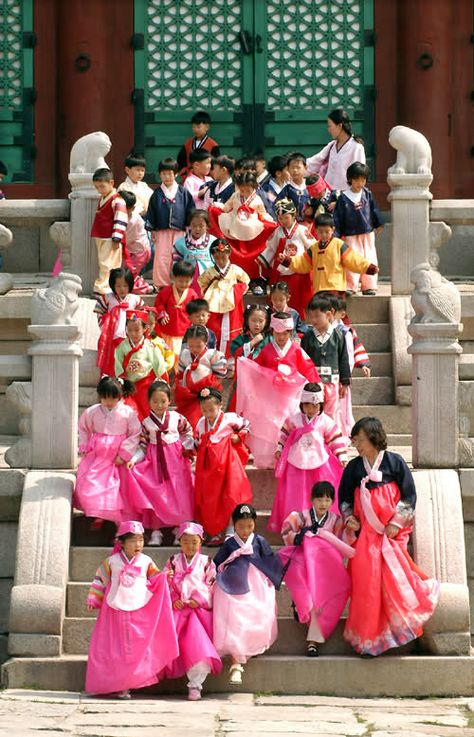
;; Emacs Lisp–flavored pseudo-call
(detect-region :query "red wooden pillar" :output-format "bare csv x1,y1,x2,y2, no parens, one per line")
397,0,454,198
56,0,134,196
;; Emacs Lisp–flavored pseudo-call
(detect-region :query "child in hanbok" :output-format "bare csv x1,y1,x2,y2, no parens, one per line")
95,267,144,377
127,381,195,547
269,281,308,338
173,209,216,294
194,388,252,546
339,417,439,656
227,304,271,411
207,172,277,280
74,377,141,524
175,325,227,429
236,312,320,469
85,520,178,698
268,383,348,533
278,482,357,657
213,504,284,685
162,522,222,700
145,308,175,377
119,189,154,295
154,260,198,363
198,239,250,356
114,309,167,420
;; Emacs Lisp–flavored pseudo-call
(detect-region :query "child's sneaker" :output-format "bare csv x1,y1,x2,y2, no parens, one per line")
116,689,131,699
228,664,244,685
188,686,201,701
206,534,225,547
149,530,163,546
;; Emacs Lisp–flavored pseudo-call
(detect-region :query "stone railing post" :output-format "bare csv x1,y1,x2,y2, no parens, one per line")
0,222,13,294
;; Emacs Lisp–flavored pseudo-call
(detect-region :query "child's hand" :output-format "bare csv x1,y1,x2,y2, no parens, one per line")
159,314,170,325
87,603,96,612
188,599,199,609
173,599,184,610
277,253,285,262
126,459,135,470
230,433,240,444
346,515,360,531
114,456,125,466
385,523,399,539
362,366,371,378
167,568,174,580
328,202,336,212
275,449,282,460
250,333,264,347
375,226,383,236
111,240,121,250
339,384,348,398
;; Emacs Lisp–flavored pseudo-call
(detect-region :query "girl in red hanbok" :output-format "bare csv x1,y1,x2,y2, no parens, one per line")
339,416,439,657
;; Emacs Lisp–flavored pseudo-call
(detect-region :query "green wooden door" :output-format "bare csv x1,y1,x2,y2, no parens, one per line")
134,0,374,181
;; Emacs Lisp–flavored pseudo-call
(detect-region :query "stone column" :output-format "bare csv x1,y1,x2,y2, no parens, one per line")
0,222,13,295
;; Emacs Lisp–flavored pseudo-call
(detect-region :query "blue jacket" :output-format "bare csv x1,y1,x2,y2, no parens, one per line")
333,187,384,237
214,534,284,595
145,185,194,232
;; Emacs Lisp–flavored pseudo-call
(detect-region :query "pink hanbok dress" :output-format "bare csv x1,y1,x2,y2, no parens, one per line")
267,411,348,533
128,410,195,529
74,402,141,523
85,550,178,695
162,552,221,689
278,510,355,642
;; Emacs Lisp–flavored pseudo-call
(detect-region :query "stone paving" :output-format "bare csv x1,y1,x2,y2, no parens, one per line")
1,691,474,737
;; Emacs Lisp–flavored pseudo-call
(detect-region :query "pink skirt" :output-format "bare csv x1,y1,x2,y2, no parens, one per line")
127,441,195,529
213,565,277,663
152,229,184,287
85,574,178,694
163,606,221,680
74,433,132,523
267,453,343,534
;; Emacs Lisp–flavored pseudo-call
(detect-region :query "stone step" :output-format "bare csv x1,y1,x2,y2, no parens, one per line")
353,324,390,353
363,351,391,377
460,354,474,380
351,376,393,405
352,404,412,434
345,292,390,324
3,654,473,697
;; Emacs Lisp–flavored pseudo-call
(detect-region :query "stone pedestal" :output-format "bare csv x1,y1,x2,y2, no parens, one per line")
28,324,82,469
408,322,462,467
68,190,101,295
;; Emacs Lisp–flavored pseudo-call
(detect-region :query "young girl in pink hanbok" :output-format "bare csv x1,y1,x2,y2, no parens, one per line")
278,481,357,657
85,520,178,698
213,504,284,685
74,377,141,524
162,522,221,700
267,382,348,533
127,381,195,547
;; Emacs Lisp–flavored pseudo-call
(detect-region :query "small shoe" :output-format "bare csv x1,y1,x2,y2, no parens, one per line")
90,517,104,530
149,530,163,546
188,686,201,701
206,534,225,547
345,289,355,297
116,689,131,700
229,664,244,685
306,642,319,658
252,285,264,296
362,289,376,296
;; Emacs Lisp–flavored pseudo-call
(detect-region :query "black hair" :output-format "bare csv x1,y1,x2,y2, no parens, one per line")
306,295,332,313
119,190,137,210
158,157,179,173
109,267,134,295
232,503,257,522
124,153,146,168
336,297,347,312
198,386,222,403
148,379,171,401
328,108,364,144
96,376,123,399
186,298,210,315
268,155,288,178
189,149,212,164
210,238,231,256
316,292,340,312
191,110,211,125
0,160,8,176
347,161,370,184
243,303,271,334
171,260,195,278
188,208,209,226
270,281,291,298
300,381,324,414
350,416,387,450
213,155,235,176
272,310,291,321
118,531,144,543
286,151,307,166
238,157,257,172
92,167,114,182
315,213,335,228
184,324,209,343
254,151,266,163
311,481,335,500
234,171,258,189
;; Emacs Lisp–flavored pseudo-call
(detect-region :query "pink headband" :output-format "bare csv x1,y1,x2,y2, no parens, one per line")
271,314,294,332
301,388,324,405
177,522,204,539
116,520,144,537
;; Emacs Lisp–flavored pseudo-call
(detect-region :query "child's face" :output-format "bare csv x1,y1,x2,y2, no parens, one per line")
94,179,114,197
113,276,130,299
125,165,145,183
307,309,331,332
180,532,201,559
213,251,229,270
187,336,207,356
200,397,221,422
122,533,145,559
193,158,212,177
126,319,145,343
190,216,208,239
312,494,333,517
272,329,292,348
301,401,320,419
149,389,169,416
248,310,267,336
100,395,120,411
234,518,255,542
212,164,228,182
174,275,193,293
315,224,335,243
255,160,266,176
160,169,176,187
190,309,209,327
238,184,255,199
278,212,296,230
288,159,306,183
271,291,290,312
350,176,367,193
147,312,157,331
192,122,210,139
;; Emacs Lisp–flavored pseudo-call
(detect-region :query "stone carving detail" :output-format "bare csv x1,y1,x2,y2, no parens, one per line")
31,273,82,326
4,381,32,468
0,222,14,294
410,263,461,325
388,125,432,175
69,131,111,192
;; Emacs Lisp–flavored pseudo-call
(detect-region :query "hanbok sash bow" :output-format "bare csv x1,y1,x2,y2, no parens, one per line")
217,539,253,573
118,552,142,588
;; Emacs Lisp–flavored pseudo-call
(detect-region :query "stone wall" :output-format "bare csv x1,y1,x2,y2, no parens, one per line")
0,469,24,664
461,469,474,639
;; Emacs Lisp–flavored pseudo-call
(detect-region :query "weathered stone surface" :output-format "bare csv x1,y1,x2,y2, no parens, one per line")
0,522,18,577
8,633,61,657
0,470,24,518
0,579,13,632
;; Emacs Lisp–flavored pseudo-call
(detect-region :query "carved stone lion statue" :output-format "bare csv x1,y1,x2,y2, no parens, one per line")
31,272,82,325
388,125,432,175
410,262,461,324
69,131,111,174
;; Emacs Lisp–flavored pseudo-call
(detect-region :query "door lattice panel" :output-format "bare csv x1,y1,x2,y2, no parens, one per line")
266,0,363,110
0,1,23,109
145,0,242,111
